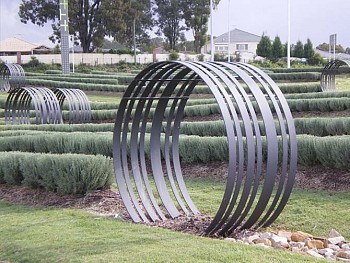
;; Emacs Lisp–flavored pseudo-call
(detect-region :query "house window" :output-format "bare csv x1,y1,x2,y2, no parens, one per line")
236,44,248,51
215,45,228,52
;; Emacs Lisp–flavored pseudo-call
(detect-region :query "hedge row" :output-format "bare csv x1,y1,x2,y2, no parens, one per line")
0,152,114,194
268,72,321,82
267,68,324,73
25,79,128,92
27,76,120,85
2,116,349,137
0,131,349,168
285,90,350,100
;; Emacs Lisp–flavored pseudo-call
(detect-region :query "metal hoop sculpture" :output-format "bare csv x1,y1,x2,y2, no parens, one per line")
5,87,63,125
113,61,297,236
321,59,350,92
53,88,92,124
0,64,25,92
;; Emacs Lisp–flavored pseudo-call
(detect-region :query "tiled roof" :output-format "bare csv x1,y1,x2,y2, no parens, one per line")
214,28,261,43
0,37,38,52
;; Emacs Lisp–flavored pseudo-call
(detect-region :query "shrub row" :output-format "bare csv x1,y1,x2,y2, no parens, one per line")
285,90,350,100
27,76,120,85
0,131,349,168
267,67,324,73
0,152,114,194
30,72,136,84
2,116,349,137
25,79,128,92
268,72,321,82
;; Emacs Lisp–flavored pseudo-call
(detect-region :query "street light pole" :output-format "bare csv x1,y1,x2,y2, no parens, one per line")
210,0,214,62
227,0,231,62
133,18,136,65
287,0,291,68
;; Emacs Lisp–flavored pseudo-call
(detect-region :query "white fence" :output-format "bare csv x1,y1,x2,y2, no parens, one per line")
0,53,211,65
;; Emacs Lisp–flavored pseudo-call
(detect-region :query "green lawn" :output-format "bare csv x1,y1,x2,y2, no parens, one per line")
1,178,349,263
336,75,350,91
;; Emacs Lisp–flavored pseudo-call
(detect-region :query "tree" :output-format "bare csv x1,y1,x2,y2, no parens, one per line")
181,0,220,54
271,36,283,62
293,40,304,58
112,0,154,49
257,35,272,60
153,0,185,51
303,38,314,60
316,42,345,53
346,47,350,54
19,0,131,52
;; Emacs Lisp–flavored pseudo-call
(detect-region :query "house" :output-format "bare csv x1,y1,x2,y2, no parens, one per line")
0,37,52,56
202,28,261,62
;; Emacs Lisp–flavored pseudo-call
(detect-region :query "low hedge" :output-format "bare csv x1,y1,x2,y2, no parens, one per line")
0,152,114,194
268,72,321,82
1,117,349,137
25,79,128,92
0,131,349,169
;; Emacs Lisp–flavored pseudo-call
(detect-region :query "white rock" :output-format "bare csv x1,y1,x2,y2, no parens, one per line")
328,244,341,251
318,248,334,255
325,255,336,261
325,251,334,257
255,243,271,249
328,229,342,238
289,241,305,249
270,235,289,248
260,232,273,239
328,236,345,245
342,244,350,250
291,247,302,253
337,258,350,262
247,234,260,244
307,249,324,259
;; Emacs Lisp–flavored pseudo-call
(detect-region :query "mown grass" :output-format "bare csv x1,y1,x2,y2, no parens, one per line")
1,178,349,262
336,75,350,91
87,93,121,103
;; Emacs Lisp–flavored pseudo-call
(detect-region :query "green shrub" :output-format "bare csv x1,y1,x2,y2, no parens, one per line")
0,152,114,194
169,50,179,61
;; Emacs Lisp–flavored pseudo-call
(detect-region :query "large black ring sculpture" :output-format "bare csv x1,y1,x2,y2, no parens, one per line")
0,64,25,92
53,88,92,124
113,61,297,236
5,87,63,125
321,59,350,92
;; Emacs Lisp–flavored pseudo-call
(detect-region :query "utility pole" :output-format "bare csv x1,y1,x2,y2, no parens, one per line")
287,0,291,68
227,0,231,62
210,0,214,62
133,18,136,65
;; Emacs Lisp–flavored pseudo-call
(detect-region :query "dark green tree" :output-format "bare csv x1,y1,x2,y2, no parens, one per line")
112,0,154,49
19,0,132,52
293,40,304,58
181,0,220,54
303,38,314,59
257,35,272,60
271,36,284,62
153,0,185,51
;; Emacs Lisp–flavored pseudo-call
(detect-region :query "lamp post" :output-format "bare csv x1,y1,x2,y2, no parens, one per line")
287,0,291,68
133,18,136,65
210,0,214,62
227,0,231,62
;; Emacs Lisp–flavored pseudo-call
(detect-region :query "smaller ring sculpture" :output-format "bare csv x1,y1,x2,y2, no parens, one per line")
0,64,25,92
53,88,92,124
5,87,63,125
321,60,350,92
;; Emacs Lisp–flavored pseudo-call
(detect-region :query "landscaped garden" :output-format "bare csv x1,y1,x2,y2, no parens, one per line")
0,64,349,263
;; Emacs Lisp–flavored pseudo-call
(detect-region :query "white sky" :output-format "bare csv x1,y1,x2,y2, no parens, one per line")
1,0,349,48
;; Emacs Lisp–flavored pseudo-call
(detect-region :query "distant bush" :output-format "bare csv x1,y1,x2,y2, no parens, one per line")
169,50,179,60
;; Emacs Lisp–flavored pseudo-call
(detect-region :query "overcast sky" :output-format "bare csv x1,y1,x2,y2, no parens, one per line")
1,0,349,48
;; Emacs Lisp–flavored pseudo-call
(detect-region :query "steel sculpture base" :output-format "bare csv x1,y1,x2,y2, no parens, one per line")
321,60,350,92
0,64,25,92
112,61,297,236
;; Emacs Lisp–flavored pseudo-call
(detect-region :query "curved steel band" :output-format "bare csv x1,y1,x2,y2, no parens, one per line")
5,87,63,125
112,61,297,236
0,64,25,92
52,88,92,124
321,59,350,92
